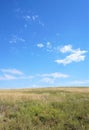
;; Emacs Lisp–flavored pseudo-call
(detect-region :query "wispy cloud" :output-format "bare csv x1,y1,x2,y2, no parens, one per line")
0,69,24,75
46,42,53,52
14,8,23,14
46,42,52,49
39,72,69,84
41,77,55,84
36,42,53,52
9,35,25,44
37,43,44,48
23,15,39,22
23,13,44,27
41,72,69,78
0,68,69,86
0,74,34,81
14,7,45,27
0,69,34,80
32,15,39,21
0,74,17,80
55,45,87,65
23,15,31,21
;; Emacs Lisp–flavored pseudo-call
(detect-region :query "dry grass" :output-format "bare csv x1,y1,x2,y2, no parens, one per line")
21,87,89,92
0,92,50,102
1,87,89,92
53,87,89,93
0,87,89,102
0,87,89,130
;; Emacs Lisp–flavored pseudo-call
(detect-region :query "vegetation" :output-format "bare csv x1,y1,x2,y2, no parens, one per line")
0,87,89,130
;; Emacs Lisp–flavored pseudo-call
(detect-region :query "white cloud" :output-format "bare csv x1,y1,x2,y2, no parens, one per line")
0,74,17,80
55,45,87,65
0,74,34,81
23,15,39,22
37,42,52,51
37,43,44,48
41,77,54,84
52,72,69,78
60,44,73,53
36,41,53,52
0,69,24,75
9,35,25,44
0,68,69,83
0,68,34,80
41,72,69,78
39,72,69,84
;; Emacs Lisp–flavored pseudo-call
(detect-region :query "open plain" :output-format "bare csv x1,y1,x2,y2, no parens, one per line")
0,87,89,130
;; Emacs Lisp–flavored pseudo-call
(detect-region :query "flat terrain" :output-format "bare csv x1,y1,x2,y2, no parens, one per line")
0,87,89,130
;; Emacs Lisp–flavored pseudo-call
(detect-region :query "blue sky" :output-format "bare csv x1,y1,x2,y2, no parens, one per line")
0,0,89,88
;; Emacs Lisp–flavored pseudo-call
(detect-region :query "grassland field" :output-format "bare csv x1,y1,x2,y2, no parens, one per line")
0,87,89,130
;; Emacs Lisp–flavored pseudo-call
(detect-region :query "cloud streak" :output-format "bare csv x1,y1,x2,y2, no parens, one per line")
0,69,34,80
0,74,17,80
0,69,69,85
9,35,25,44
0,68,24,75
39,72,69,84
41,72,69,78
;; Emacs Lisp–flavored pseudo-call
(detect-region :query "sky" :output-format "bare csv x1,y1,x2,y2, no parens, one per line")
0,0,89,88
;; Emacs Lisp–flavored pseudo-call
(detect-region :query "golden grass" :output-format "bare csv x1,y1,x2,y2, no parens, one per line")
53,87,89,93
0,92,49,102
20,87,89,93
0,87,89,102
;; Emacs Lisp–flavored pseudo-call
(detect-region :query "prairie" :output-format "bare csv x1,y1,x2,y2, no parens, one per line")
0,87,89,130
